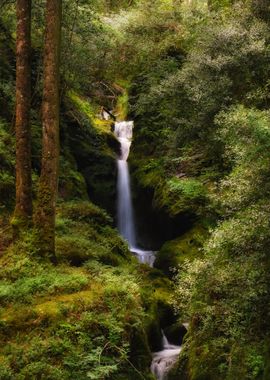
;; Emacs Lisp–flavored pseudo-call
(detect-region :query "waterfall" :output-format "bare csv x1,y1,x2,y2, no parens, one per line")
161,330,170,348
115,121,136,248
117,160,136,247
114,120,183,379
114,121,155,266
151,331,182,380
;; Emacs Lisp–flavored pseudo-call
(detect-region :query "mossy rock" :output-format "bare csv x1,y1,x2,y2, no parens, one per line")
167,347,190,380
64,91,122,213
56,226,130,267
147,319,163,352
132,158,207,217
129,327,152,370
154,224,208,278
157,298,177,329
153,177,207,217
56,201,131,268
82,155,117,213
56,235,98,265
58,200,113,226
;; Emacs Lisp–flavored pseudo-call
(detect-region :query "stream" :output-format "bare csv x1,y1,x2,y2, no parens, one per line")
114,121,182,379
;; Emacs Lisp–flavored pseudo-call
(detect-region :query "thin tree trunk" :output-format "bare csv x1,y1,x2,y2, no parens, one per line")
13,0,32,236
35,0,62,262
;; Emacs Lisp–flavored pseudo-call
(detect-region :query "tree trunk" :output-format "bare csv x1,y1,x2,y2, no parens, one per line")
35,0,62,262
13,0,32,236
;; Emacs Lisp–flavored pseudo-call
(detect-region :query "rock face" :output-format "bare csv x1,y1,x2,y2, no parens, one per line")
131,175,195,250
63,96,120,214
164,323,187,346
154,225,208,278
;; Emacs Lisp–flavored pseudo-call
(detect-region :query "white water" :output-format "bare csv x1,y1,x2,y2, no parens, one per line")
115,121,136,247
115,121,182,379
115,121,156,266
131,247,156,267
151,331,182,380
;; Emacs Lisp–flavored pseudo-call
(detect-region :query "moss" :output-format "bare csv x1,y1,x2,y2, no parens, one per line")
154,177,207,217
56,235,97,265
58,200,113,225
133,158,165,190
10,213,32,240
55,200,131,266
0,244,151,379
58,158,88,201
0,193,174,380
116,89,129,121
56,234,127,267
138,266,180,353
167,347,189,380
154,224,208,278
64,92,120,212
67,90,115,136
0,119,15,210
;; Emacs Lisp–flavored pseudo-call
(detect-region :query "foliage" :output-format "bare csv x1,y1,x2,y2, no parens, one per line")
154,177,207,216
117,1,270,378
173,204,270,379
2,0,270,379
0,119,15,209
0,200,157,379
155,225,208,278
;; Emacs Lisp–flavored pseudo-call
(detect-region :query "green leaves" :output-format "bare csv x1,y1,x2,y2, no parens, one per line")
154,177,207,216
216,106,270,164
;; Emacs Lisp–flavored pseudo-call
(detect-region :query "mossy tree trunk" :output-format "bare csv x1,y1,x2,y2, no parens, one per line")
13,0,32,236
35,0,62,262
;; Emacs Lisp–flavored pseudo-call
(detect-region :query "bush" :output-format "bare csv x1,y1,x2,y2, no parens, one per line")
154,178,207,216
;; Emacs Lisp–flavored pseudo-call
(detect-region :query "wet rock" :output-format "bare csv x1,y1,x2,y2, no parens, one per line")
164,323,187,346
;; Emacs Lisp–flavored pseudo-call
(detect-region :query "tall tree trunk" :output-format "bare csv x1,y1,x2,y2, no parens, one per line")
13,0,32,236
35,0,62,262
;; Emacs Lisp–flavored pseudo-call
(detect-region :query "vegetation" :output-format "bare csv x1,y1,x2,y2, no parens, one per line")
0,201,153,379
1,0,270,379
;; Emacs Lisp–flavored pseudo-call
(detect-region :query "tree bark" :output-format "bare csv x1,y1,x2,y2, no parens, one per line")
13,0,32,236
35,0,62,262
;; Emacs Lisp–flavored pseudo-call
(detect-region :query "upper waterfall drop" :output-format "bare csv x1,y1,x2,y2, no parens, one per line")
114,121,134,161
115,121,136,248
114,120,156,266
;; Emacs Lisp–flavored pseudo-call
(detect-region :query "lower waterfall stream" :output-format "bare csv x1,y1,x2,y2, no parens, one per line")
114,121,182,379
151,332,182,380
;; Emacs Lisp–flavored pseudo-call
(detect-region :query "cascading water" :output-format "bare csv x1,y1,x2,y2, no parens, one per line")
115,121,155,266
115,121,136,247
117,160,136,246
114,120,182,379
151,331,182,380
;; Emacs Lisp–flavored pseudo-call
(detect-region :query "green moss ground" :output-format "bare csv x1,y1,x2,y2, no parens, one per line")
0,200,172,380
